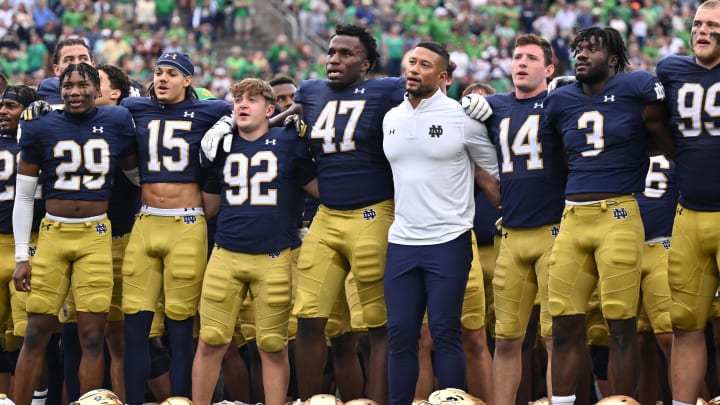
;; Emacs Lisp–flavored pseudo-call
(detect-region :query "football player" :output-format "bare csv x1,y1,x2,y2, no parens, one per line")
191,78,317,405
543,27,673,404
0,84,42,362
120,51,232,405
634,154,676,404
477,34,567,405
59,63,139,403
656,1,720,403
37,38,95,108
12,63,138,405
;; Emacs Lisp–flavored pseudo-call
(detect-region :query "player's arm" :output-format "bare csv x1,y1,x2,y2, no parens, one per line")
302,178,319,200
475,166,500,209
202,192,221,220
643,101,675,158
13,159,40,292
119,154,140,186
269,102,302,128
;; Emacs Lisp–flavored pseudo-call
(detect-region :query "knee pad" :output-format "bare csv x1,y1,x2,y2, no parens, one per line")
200,327,230,347
671,301,703,331
257,333,287,353
586,321,609,347
325,316,349,339
353,243,383,283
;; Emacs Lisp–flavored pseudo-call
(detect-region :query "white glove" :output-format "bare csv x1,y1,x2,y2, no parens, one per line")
283,114,308,138
200,113,234,163
462,93,492,122
547,75,576,94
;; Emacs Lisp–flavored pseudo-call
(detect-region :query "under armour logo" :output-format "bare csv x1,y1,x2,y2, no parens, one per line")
183,215,197,224
429,125,443,138
654,82,665,100
95,223,108,234
362,209,376,220
677,207,683,216
550,226,560,237
662,239,671,249
164,53,178,59
612,208,628,220
265,139,276,145
503,232,509,239
354,88,366,94
603,95,615,103
183,111,195,118
388,129,395,135
42,223,51,231
92,126,104,133
28,246,36,257
534,102,543,109
268,250,281,258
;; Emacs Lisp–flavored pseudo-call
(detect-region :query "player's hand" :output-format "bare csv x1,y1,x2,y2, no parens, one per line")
462,93,493,122
547,75,576,94
13,261,31,292
200,113,234,164
284,114,308,138
20,100,52,121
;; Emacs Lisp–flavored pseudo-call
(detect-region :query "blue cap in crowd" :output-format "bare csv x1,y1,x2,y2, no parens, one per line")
156,51,194,77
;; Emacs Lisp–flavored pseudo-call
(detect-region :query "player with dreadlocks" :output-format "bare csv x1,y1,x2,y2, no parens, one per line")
541,27,674,404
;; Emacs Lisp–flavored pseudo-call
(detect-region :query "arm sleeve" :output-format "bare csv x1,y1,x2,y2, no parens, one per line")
13,174,39,262
464,116,499,179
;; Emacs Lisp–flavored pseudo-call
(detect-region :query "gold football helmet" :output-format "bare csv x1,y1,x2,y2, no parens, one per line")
595,396,640,405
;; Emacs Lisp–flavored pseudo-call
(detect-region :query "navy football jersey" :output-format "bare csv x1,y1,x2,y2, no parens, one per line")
635,155,677,241
37,77,64,108
485,91,566,228
121,97,232,184
544,71,665,196
0,136,44,233
656,55,720,211
19,106,136,201
204,127,316,254
473,191,500,246
295,77,405,209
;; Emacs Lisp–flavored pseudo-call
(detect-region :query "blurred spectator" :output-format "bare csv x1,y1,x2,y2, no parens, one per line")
209,66,231,99
100,29,132,65
631,13,648,48
32,1,58,35
115,0,134,21
155,0,175,30
382,23,404,77
0,1,12,38
519,0,537,33
532,7,557,41
225,45,250,80
136,0,157,27
231,0,253,41
554,1,577,36
27,29,49,73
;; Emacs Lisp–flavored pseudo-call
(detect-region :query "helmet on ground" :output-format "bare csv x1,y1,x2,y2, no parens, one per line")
303,395,344,405
160,397,193,405
75,389,122,405
344,400,378,405
0,394,14,405
708,395,720,405
428,388,486,404
595,396,640,405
